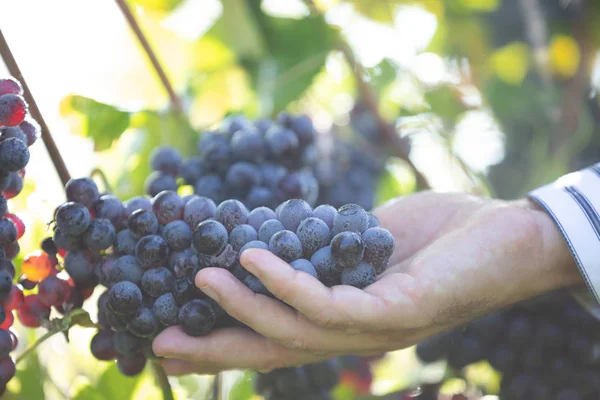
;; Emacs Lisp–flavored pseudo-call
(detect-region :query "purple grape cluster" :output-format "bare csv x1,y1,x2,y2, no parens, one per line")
145,113,319,209
416,291,600,399
254,359,340,400
49,175,394,377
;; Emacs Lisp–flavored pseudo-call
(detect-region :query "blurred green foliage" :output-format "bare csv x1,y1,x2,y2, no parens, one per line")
6,0,600,398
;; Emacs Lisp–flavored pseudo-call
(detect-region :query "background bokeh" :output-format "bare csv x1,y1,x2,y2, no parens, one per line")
0,0,599,398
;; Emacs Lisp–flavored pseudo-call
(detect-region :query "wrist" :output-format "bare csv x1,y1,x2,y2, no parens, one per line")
516,198,583,293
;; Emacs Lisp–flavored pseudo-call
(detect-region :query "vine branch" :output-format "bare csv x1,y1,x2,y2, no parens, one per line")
0,28,71,187
115,0,184,115
303,0,430,190
151,359,174,400
15,330,58,365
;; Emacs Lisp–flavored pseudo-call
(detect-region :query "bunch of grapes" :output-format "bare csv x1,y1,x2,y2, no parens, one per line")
254,359,340,400
145,113,319,209
41,172,395,379
416,290,600,399
0,76,43,393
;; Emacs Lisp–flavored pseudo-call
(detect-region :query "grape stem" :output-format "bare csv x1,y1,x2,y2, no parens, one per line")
0,28,72,187
302,0,430,190
15,330,58,365
114,0,184,115
152,359,175,400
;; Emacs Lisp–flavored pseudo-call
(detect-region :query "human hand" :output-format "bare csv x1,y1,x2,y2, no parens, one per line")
153,191,580,375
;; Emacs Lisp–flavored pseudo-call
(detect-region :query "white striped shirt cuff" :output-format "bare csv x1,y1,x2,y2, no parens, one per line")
528,164,600,303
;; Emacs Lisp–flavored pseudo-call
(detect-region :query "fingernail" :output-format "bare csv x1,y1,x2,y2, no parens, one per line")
200,284,219,302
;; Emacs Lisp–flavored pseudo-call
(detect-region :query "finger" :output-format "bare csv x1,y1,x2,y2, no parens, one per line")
153,325,320,372
195,268,381,353
240,249,389,331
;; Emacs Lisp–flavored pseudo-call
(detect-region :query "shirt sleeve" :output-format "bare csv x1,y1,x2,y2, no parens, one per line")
528,163,600,303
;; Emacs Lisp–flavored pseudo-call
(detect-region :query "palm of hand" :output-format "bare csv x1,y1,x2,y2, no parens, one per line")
152,192,578,375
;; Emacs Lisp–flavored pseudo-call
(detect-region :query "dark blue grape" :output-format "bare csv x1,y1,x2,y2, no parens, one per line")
108,281,143,316
135,235,169,269
153,293,180,326
246,186,277,209
124,196,152,216
113,330,145,355
0,138,29,172
145,171,177,197
107,255,144,286
53,227,82,251
194,174,226,203
265,126,299,161
247,207,277,231
183,195,216,229
215,199,248,232
150,146,182,176
310,246,341,287
258,219,284,244
193,220,228,256
296,217,330,259
277,199,312,232
340,261,375,288
178,299,216,337
333,204,369,235
330,231,364,269
361,227,394,270
180,157,205,185
65,177,100,208
114,229,137,256
168,249,199,278
141,267,175,298
290,259,318,279
92,195,125,228
127,307,160,338
117,353,147,376
226,162,262,196
128,209,159,239
162,220,192,251
83,218,116,252
311,205,337,230
367,213,380,228
55,202,91,236
229,224,258,251
269,230,302,263
64,250,97,288
231,129,266,162
172,277,203,306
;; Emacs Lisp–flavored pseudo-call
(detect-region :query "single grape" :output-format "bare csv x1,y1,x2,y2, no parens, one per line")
0,219,16,247
3,241,18,261
247,207,277,231
361,227,394,270
124,196,152,216
128,209,159,239
0,127,27,143
37,275,70,308
265,126,300,161
90,329,118,361
65,177,100,208
290,259,318,279
152,190,184,224
153,293,180,326
296,217,330,259
64,250,97,288
229,224,258,251
114,229,137,256
106,308,127,331
135,235,169,269
278,113,315,147
330,231,364,269
277,199,312,232
92,195,125,228
183,195,216,229
180,157,205,185
258,219,285,244
310,246,341,287
127,307,159,338
0,357,15,387
367,213,380,228
215,199,248,232
150,146,182,176
105,255,144,286
192,220,228,256
107,281,143,316
269,230,303,263
238,240,269,259
19,119,40,147
141,267,175,298
117,353,147,376
333,204,369,235
277,171,318,206
56,202,92,236
145,171,177,197
17,295,50,328
162,220,192,251
178,299,216,337
1,285,23,311
0,78,22,96
311,205,337,231
0,94,27,127
83,218,116,252
340,261,376,289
